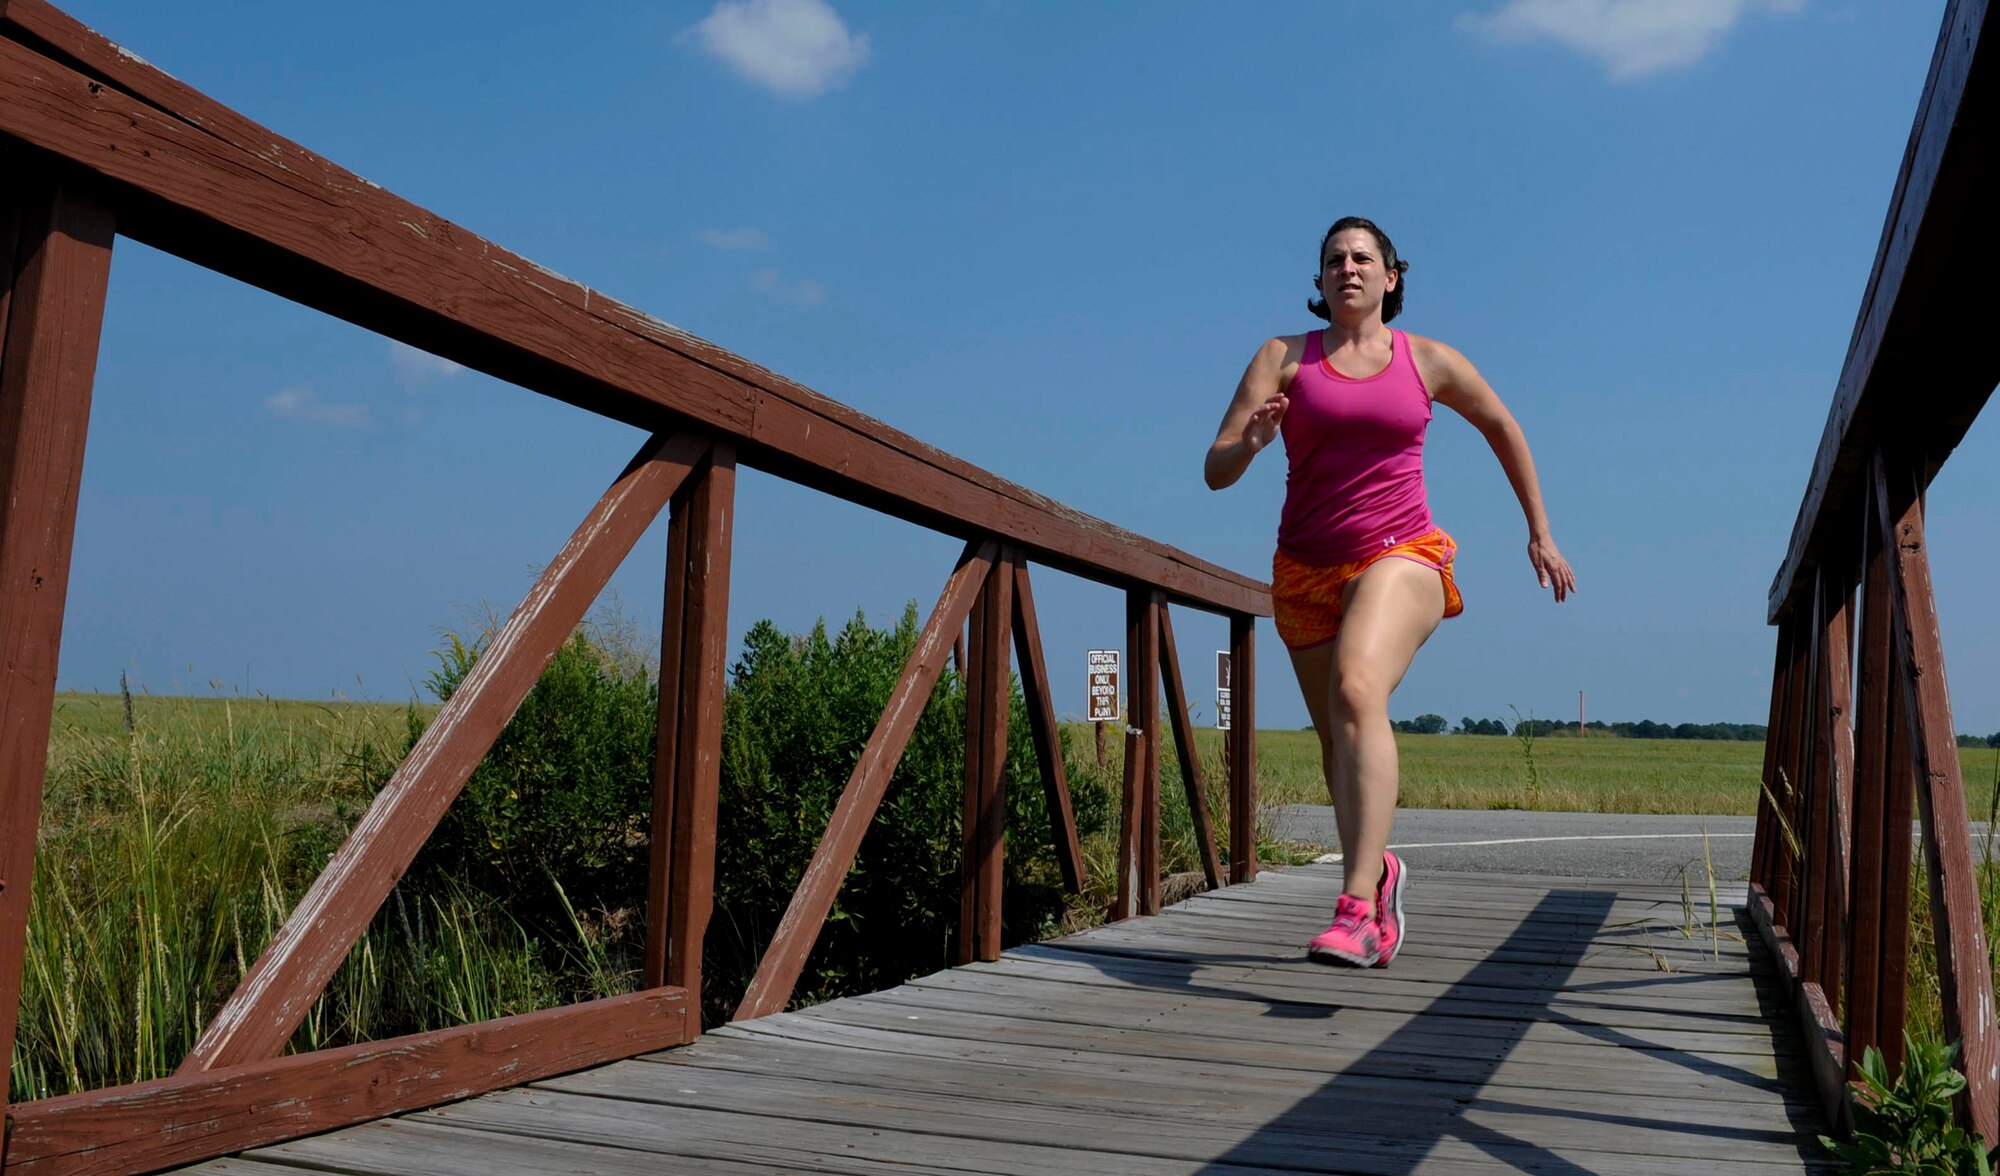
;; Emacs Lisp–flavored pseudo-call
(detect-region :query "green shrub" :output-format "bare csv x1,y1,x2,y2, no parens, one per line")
409,603,1099,1028
1821,1032,1993,1175
410,628,656,939
702,605,1094,1025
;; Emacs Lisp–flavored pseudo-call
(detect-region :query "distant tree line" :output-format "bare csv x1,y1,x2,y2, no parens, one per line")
1386,715,1768,741
1957,732,2000,749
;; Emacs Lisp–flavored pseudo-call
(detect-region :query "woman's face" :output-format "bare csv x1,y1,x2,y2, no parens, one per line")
1318,228,1397,319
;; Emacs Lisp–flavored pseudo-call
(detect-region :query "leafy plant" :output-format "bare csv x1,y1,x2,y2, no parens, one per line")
701,606,1091,1025
413,626,657,934
1821,1033,1994,1175
1508,704,1542,810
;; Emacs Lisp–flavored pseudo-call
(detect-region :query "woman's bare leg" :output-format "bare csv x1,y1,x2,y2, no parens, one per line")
1285,640,1346,846
1328,558,1445,901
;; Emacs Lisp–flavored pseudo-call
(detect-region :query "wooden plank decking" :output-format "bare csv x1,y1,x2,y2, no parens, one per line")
175,867,1831,1175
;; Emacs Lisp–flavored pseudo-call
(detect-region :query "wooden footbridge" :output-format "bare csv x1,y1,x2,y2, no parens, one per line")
0,1,1993,1172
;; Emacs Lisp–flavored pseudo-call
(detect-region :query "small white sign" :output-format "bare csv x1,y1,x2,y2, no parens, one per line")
1086,649,1120,722
1216,651,1233,731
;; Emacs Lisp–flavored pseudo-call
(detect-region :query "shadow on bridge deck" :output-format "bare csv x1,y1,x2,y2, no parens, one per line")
181,867,1832,1175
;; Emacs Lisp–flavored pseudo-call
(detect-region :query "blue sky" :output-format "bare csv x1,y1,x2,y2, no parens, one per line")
51,0,2000,734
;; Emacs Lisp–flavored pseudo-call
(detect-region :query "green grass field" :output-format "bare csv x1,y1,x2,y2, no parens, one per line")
52,693,1998,822
1073,724,2000,820
48,690,420,745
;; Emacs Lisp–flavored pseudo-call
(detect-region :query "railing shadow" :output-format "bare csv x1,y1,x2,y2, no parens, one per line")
1036,887,1827,1173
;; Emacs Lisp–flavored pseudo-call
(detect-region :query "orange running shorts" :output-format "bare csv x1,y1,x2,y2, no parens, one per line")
1272,527,1465,651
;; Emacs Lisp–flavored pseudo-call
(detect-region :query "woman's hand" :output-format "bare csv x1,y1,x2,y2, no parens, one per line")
1207,338,1296,490
1528,535,1576,603
1241,394,1288,454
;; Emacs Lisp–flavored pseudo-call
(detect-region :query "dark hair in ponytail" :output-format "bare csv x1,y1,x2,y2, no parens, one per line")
1307,216,1409,324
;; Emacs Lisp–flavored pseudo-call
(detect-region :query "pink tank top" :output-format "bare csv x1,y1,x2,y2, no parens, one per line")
1276,329,1435,565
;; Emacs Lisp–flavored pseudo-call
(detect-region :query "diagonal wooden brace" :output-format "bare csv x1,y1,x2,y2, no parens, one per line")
735,539,998,1021
1010,557,1085,895
1158,605,1223,891
179,430,713,1073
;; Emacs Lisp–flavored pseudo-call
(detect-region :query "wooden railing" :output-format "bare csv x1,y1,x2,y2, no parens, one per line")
0,4,1272,1172
1751,0,2000,1140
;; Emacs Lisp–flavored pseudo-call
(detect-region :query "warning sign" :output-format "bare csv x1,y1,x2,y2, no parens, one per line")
1216,651,1233,731
1086,649,1120,722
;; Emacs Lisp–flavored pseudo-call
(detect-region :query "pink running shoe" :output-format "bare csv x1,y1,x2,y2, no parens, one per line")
1373,850,1408,967
1307,893,1381,967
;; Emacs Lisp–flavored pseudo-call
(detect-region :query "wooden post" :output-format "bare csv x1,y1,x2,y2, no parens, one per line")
1801,575,1838,990
1228,613,1257,884
0,167,115,1147
1010,557,1085,894
1752,626,1792,894
1874,453,1998,1143
1793,593,1827,946
957,548,1012,964
1813,573,1855,1009
1879,653,1917,1077
644,443,736,1031
1140,591,1163,913
1114,588,1162,919
1845,495,1909,1079
1770,611,1811,921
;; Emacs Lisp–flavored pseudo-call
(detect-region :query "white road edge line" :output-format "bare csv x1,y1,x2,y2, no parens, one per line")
1308,831,1755,865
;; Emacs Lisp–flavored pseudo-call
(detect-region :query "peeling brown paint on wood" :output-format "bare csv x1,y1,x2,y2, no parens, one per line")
645,445,735,1019
4,988,691,1176
1113,590,1162,920
1873,452,1998,1142
0,167,113,1147
956,551,1011,966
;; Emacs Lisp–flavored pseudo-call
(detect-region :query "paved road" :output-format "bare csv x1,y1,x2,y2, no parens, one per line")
1266,806,1757,883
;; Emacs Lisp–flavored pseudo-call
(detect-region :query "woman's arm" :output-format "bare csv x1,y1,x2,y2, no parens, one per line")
1418,338,1577,601
1205,337,1295,490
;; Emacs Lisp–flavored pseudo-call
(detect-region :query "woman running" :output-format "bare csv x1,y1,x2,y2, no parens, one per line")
1204,216,1576,967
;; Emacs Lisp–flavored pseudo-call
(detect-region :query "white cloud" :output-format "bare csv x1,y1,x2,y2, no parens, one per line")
264,386,373,428
749,267,827,307
1458,0,1806,81
388,340,464,387
684,0,870,98
697,226,773,251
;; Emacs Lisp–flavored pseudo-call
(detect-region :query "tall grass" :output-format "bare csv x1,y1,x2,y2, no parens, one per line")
1870,747,2000,1055
16,694,380,1099
12,691,618,1103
